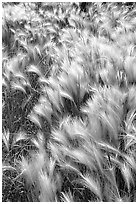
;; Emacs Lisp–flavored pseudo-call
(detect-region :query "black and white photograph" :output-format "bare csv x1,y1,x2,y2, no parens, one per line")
2,2,136,202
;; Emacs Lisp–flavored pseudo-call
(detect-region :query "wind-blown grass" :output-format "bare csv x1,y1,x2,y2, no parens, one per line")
2,2,136,202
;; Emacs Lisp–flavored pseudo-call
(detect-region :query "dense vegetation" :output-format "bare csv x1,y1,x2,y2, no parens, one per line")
2,2,136,202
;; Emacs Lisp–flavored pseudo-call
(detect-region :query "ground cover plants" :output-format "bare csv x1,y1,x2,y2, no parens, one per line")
2,2,136,202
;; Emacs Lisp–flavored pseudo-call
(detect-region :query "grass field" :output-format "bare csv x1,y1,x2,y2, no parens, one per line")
2,2,136,202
